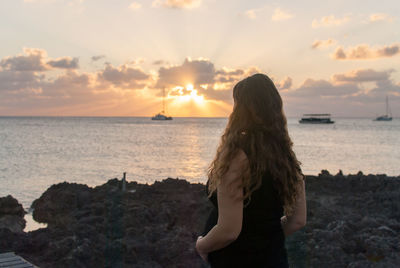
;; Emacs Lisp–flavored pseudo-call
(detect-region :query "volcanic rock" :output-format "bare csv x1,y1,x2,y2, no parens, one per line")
0,195,26,233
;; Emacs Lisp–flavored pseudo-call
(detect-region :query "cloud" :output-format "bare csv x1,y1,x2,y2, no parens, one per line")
0,48,155,115
214,68,245,83
369,13,394,23
0,69,44,92
153,60,167,65
152,0,201,9
312,15,350,28
156,58,215,88
0,48,82,72
129,2,142,10
127,58,145,65
197,87,232,102
287,78,360,97
271,8,293,21
243,6,269,20
168,86,192,96
332,69,393,83
0,48,48,72
41,70,92,98
282,74,400,117
245,9,257,20
311,39,336,49
47,57,79,69
97,63,150,89
215,68,244,76
24,0,84,6
23,0,57,3
285,68,399,104
370,79,400,94
344,79,400,108
1,48,399,117
0,48,82,93
332,43,400,60
91,55,106,62
155,59,262,103
276,77,292,90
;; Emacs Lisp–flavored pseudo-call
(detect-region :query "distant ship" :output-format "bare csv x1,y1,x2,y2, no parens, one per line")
374,96,392,121
152,88,172,121
299,114,334,124
152,112,172,120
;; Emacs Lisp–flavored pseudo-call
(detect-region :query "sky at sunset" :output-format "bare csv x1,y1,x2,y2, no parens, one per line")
1,0,399,117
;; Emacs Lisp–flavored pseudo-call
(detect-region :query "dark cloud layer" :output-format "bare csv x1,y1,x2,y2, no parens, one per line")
156,58,215,88
98,63,150,89
0,48,48,72
47,57,79,69
91,55,106,62
311,39,336,49
1,48,399,116
284,68,400,104
153,60,166,65
332,69,393,83
333,44,400,60
288,79,360,97
0,69,43,92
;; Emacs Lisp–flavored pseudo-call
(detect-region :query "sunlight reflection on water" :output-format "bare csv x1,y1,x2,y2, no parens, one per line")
0,117,399,210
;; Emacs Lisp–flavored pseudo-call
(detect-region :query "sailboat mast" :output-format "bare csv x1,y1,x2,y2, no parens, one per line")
386,96,389,116
162,87,165,113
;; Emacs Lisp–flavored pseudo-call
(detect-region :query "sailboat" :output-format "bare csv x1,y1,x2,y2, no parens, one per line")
152,88,172,120
374,96,392,121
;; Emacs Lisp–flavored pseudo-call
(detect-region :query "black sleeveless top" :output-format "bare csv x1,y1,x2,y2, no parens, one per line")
202,147,289,267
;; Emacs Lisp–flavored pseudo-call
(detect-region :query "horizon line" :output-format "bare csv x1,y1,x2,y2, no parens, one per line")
0,115,397,119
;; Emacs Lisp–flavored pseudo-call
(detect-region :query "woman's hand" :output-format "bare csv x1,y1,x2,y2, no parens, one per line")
196,236,208,262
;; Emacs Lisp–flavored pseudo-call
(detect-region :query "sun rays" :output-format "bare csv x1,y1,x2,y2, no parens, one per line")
169,84,205,105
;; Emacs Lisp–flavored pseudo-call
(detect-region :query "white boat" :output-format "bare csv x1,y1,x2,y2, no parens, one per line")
152,112,172,120
152,88,172,121
374,96,392,121
299,114,334,124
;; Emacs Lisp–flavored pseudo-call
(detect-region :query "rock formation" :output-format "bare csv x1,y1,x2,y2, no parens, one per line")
0,172,399,267
0,195,26,233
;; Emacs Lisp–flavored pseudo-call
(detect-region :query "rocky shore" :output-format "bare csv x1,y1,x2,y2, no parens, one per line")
0,171,399,267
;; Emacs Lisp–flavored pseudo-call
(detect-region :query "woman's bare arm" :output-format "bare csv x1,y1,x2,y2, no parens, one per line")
196,150,247,254
281,179,306,236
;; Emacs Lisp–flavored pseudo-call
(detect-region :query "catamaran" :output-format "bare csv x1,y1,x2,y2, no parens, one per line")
374,96,392,121
299,114,334,124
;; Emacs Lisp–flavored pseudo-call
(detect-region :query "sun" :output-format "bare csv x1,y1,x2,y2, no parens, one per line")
174,84,205,104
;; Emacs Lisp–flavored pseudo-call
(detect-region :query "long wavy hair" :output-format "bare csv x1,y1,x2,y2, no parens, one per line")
207,73,304,215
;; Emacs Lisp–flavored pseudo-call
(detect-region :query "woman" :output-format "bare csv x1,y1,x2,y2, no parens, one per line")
195,73,306,267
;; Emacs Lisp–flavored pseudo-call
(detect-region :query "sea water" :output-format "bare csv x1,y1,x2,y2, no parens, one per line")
1,116,399,211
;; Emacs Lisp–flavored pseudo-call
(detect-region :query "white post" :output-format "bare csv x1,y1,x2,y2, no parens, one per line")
122,172,126,192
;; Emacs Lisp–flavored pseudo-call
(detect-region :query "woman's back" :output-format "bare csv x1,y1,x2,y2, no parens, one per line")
195,74,305,267
203,172,289,267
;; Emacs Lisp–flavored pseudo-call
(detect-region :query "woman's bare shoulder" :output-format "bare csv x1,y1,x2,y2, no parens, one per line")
222,149,248,185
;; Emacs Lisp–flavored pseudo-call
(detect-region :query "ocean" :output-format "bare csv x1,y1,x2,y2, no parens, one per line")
1,116,399,211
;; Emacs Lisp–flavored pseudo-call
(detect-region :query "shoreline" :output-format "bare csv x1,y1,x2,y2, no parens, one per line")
1,171,399,267
20,170,399,233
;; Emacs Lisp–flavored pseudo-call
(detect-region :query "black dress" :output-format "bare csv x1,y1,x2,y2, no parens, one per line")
202,169,289,267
